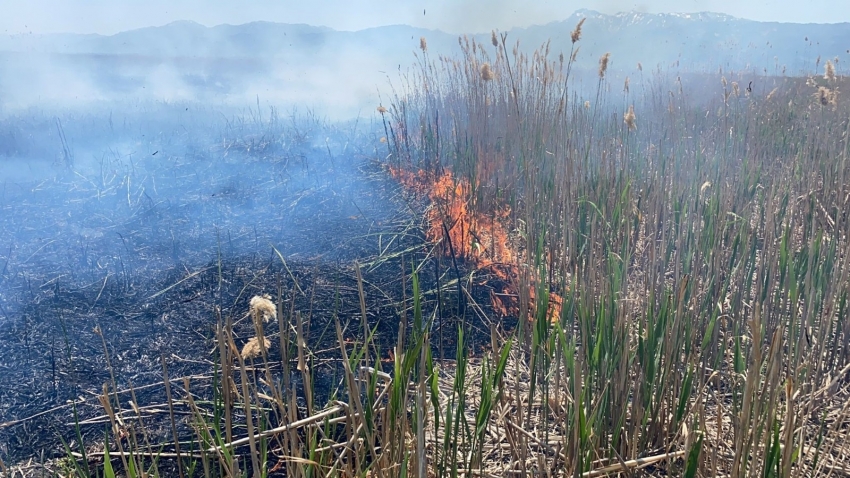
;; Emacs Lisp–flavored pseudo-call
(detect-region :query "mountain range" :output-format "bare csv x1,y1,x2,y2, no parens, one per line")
0,10,847,116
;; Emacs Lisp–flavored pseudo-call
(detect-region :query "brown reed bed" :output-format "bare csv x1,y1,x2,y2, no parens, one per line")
380,18,850,477
5,18,850,478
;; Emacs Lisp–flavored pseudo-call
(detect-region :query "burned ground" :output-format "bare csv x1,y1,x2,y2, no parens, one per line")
0,115,507,465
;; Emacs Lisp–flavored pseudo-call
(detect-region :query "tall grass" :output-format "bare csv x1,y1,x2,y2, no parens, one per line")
15,20,850,478
383,21,850,476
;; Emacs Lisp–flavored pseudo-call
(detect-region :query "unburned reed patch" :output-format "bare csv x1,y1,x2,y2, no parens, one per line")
383,19,850,477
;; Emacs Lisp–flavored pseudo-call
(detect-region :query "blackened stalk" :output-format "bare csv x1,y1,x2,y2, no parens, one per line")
160,355,185,478
442,222,466,324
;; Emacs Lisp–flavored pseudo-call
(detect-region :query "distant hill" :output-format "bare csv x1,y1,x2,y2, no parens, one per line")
516,10,849,75
0,10,847,116
2,11,846,72
0,20,454,64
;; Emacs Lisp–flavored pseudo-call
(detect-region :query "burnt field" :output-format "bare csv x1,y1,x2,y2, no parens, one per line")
3,15,849,475
0,104,505,466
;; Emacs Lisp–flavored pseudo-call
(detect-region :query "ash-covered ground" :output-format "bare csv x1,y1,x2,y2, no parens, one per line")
0,104,505,465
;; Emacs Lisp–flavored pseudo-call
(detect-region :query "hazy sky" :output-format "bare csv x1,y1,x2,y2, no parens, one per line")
0,0,846,36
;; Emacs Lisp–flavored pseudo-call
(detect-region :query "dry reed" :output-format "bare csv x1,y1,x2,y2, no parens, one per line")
240,336,270,360
624,104,636,130
249,295,276,323
480,62,495,81
598,52,610,78
571,17,585,43
825,59,837,82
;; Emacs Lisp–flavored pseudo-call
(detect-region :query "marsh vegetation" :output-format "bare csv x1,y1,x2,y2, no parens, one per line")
2,16,850,478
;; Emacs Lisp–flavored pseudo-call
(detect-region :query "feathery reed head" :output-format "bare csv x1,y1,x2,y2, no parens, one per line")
249,295,276,323
480,62,495,81
699,181,712,202
624,76,630,94
571,18,586,44
815,86,838,106
637,62,643,72
825,60,836,82
766,87,779,101
624,105,636,130
491,30,499,47
241,336,270,360
420,36,428,52
598,52,610,78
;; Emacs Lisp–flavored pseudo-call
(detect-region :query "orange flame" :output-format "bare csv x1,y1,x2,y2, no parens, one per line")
389,165,562,323
390,166,511,265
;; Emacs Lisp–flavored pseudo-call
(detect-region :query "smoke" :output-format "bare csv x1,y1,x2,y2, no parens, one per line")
0,53,386,121
0,21,411,322
0,18,407,122
0,53,105,109
0,99,397,306
0,19,413,309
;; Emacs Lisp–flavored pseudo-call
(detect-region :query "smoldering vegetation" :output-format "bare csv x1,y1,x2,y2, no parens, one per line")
2,11,850,478
0,18,504,468
0,101,418,461
0,99,502,467
0,103,397,281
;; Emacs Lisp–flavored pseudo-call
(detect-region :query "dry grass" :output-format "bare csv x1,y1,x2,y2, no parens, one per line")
6,17,850,478
381,17,850,477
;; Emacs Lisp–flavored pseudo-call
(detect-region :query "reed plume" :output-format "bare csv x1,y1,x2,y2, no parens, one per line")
624,105,636,130
480,62,495,81
825,60,836,82
766,87,779,101
815,86,838,106
491,30,498,48
598,52,610,78
571,18,586,43
250,295,276,323
241,336,270,360
420,36,427,52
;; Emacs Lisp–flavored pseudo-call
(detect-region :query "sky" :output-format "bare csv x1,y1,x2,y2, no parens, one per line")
0,0,846,36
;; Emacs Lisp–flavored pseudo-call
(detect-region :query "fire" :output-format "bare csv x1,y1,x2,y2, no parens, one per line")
389,166,511,265
389,165,562,323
